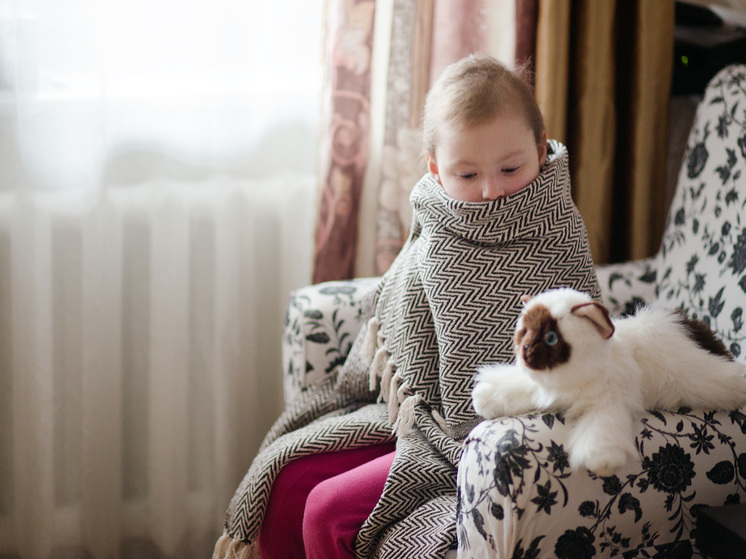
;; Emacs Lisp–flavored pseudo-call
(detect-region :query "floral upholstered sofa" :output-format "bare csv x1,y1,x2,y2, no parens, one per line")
280,64,746,558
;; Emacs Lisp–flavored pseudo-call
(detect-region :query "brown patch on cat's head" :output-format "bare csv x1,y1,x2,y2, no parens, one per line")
516,303,571,371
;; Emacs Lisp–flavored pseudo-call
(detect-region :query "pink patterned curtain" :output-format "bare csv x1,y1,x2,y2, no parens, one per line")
313,0,376,283
313,0,520,282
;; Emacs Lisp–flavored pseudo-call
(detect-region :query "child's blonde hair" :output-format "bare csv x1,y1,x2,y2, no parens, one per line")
422,54,545,157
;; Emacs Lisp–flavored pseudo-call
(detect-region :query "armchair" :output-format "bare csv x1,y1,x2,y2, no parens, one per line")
281,65,746,557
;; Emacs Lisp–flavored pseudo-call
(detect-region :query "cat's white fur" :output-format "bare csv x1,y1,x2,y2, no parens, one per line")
472,288,746,476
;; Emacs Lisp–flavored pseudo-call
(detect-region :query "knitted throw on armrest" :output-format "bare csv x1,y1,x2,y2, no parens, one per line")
213,140,600,559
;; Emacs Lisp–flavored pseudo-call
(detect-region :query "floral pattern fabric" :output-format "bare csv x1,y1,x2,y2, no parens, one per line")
457,408,746,559
656,65,746,358
282,277,379,405
595,257,658,317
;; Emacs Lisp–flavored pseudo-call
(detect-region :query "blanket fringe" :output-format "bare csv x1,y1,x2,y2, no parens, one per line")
380,357,396,401
392,393,422,436
361,316,379,360
396,379,410,404
387,372,404,423
212,534,259,559
432,408,448,433
369,345,388,391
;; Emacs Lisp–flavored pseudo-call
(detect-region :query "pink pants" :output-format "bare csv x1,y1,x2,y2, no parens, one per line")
257,443,397,559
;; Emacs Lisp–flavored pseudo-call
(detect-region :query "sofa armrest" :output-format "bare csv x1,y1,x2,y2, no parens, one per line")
595,257,657,316
457,407,746,558
282,277,381,406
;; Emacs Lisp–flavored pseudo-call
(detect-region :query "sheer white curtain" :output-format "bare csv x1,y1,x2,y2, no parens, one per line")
0,1,322,558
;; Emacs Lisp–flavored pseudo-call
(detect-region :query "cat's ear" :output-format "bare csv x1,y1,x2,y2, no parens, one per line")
520,294,532,306
571,302,615,339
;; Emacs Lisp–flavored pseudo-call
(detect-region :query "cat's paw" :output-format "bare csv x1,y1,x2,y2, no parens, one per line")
471,378,509,419
584,449,628,477
572,439,637,477
472,365,539,418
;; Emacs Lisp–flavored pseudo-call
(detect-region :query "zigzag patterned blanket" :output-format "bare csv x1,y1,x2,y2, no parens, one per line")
213,140,600,559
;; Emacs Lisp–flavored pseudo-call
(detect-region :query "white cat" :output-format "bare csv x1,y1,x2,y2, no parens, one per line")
472,288,746,477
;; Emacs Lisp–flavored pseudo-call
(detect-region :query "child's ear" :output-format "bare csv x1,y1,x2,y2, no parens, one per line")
426,154,440,180
538,130,548,167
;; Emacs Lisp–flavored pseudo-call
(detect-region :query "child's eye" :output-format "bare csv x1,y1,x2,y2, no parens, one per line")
502,166,520,175
458,173,477,180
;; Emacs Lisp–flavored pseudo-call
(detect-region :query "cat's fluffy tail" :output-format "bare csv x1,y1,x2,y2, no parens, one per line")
620,307,746,411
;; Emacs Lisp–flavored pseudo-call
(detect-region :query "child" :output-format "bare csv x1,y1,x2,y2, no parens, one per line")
213,54,600,559
423,54,547,203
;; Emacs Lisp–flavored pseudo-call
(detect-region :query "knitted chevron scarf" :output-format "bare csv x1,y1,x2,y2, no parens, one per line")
213,140,600,559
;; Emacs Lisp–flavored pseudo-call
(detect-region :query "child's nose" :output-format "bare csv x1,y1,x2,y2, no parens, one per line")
481,176,504,201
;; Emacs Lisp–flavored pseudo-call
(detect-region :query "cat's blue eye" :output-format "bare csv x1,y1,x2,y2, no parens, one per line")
544,331,558,346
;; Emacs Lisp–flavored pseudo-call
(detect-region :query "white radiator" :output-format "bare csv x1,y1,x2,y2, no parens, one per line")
0,175,315,559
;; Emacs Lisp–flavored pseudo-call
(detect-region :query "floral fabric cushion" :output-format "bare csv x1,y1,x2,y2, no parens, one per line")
457,408,746,559
595,257,657,317
282,277,379,405
656,64,746,359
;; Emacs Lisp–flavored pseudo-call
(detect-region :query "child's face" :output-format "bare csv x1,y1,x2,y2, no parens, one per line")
427,112,547,203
